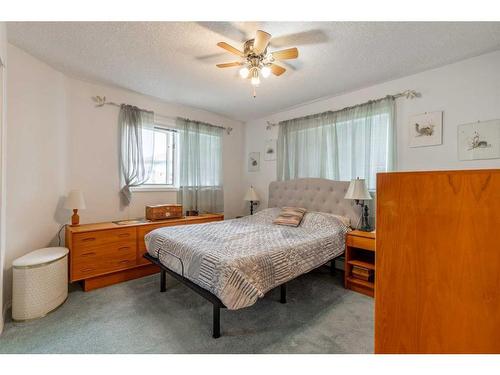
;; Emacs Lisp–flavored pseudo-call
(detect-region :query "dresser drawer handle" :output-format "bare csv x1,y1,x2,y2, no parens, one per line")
81,252,96,257
82,237,96,242
81,267,95,272
118,233,130,238
118,247,130,251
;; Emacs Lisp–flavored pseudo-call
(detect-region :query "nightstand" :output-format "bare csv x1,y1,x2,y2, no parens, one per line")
344,230,375,297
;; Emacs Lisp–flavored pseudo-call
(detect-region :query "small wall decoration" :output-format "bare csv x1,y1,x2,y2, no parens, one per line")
248,152,260,172
264,139,277,161
409,111,443,147
458,119,500,161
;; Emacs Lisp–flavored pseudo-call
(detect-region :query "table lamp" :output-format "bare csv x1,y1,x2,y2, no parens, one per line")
64,190,86,226
344,178,372,231
244,186,259,215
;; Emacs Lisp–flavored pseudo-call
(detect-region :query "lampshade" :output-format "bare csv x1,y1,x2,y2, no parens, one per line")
344,178,372,201
244,186,259,202
64,190,86,210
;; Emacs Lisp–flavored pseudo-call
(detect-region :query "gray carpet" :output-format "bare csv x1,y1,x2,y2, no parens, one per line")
0,267,373,353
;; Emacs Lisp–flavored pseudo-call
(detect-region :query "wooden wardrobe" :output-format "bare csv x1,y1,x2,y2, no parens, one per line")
375,169,500,354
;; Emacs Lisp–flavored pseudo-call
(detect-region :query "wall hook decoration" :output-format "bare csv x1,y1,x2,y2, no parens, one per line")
91,95,108,107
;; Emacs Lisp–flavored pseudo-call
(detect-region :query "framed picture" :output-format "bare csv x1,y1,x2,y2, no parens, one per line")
458,119,500,161
248,152,260,172
264,139,277,161
409,111,443,147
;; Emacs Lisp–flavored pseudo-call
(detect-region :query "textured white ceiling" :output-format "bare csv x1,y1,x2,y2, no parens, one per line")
7,22,500,121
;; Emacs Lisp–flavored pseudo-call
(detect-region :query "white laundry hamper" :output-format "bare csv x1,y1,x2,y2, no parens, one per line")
12,247,69,321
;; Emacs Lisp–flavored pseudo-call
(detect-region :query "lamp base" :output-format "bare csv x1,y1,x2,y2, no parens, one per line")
357,201,373,232
71,209,80,226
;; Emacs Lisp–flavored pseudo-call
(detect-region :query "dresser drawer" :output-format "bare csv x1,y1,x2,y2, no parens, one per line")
73,228,136,250
72,240,136,259
72,243,136,280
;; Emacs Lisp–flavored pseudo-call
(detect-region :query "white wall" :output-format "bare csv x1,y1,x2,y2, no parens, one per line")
4,45,68,307
3,44,245,311
244,51,500,210
0,22,7,334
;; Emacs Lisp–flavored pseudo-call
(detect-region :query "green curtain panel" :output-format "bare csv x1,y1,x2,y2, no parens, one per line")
176,117,224,213
277,97,395,190
119,104,155,205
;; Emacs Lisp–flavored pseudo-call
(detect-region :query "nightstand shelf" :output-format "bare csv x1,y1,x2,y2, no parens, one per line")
346,276,374,289
347,259,375,270
345,230,376,297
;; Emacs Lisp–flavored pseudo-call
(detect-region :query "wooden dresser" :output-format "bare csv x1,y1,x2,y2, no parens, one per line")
65,213,224,291
376,169,500,353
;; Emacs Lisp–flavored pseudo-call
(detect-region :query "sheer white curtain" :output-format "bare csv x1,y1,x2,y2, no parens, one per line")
277,97,395,190
176,118,224,213
119,104,155,205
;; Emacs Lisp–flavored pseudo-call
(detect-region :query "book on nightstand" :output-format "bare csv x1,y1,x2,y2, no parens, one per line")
352,266,373,281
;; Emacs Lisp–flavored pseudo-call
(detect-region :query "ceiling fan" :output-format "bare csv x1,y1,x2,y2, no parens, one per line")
216,30,299,97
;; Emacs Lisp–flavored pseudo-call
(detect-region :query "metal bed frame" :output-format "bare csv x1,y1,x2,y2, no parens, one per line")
144,252,336,338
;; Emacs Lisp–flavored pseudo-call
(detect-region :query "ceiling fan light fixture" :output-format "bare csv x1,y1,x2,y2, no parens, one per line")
250,68,260,86
239,67,249,79
216,29,299,96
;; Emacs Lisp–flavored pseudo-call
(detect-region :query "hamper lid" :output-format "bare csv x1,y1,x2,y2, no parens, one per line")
13,247,69,268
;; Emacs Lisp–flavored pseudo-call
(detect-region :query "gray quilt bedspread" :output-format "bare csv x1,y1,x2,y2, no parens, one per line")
145,208,349,310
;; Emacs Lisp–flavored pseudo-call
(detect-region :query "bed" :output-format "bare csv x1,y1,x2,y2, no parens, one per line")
144,178,360,338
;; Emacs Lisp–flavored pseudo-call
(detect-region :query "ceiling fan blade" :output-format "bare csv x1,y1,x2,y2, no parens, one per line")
216,62,244,68
270,64,286,76
217,42,244,57
272,47,299,60
253,30,271,54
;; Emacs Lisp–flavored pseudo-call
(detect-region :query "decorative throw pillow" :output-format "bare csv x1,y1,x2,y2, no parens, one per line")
273,207,307,227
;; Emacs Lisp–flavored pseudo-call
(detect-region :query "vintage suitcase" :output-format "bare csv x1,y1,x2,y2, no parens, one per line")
145,204,183,221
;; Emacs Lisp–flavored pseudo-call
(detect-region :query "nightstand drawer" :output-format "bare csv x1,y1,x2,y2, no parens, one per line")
346,234,375,251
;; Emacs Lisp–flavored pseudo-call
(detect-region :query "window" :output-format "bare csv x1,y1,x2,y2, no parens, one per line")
277,97,395,190
335,112,391,190
136,125,179,190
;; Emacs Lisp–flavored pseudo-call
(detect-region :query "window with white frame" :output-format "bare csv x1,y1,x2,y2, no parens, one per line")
139,125,179,189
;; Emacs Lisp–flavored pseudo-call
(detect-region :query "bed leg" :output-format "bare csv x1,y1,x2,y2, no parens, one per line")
330,259,336,275
280,284,287,304
212,304,221,339
160,269,167,292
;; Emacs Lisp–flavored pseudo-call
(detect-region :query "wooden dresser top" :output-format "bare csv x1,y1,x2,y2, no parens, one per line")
66,213,224,233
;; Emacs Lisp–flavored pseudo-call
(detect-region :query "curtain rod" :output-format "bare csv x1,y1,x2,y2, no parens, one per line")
265,89,421,130
91,96,233,135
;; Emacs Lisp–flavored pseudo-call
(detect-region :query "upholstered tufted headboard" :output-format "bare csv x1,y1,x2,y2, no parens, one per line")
268,178,361,227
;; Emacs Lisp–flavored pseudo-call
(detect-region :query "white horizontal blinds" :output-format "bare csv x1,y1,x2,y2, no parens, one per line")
177,117,224,213
277,97,395,190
